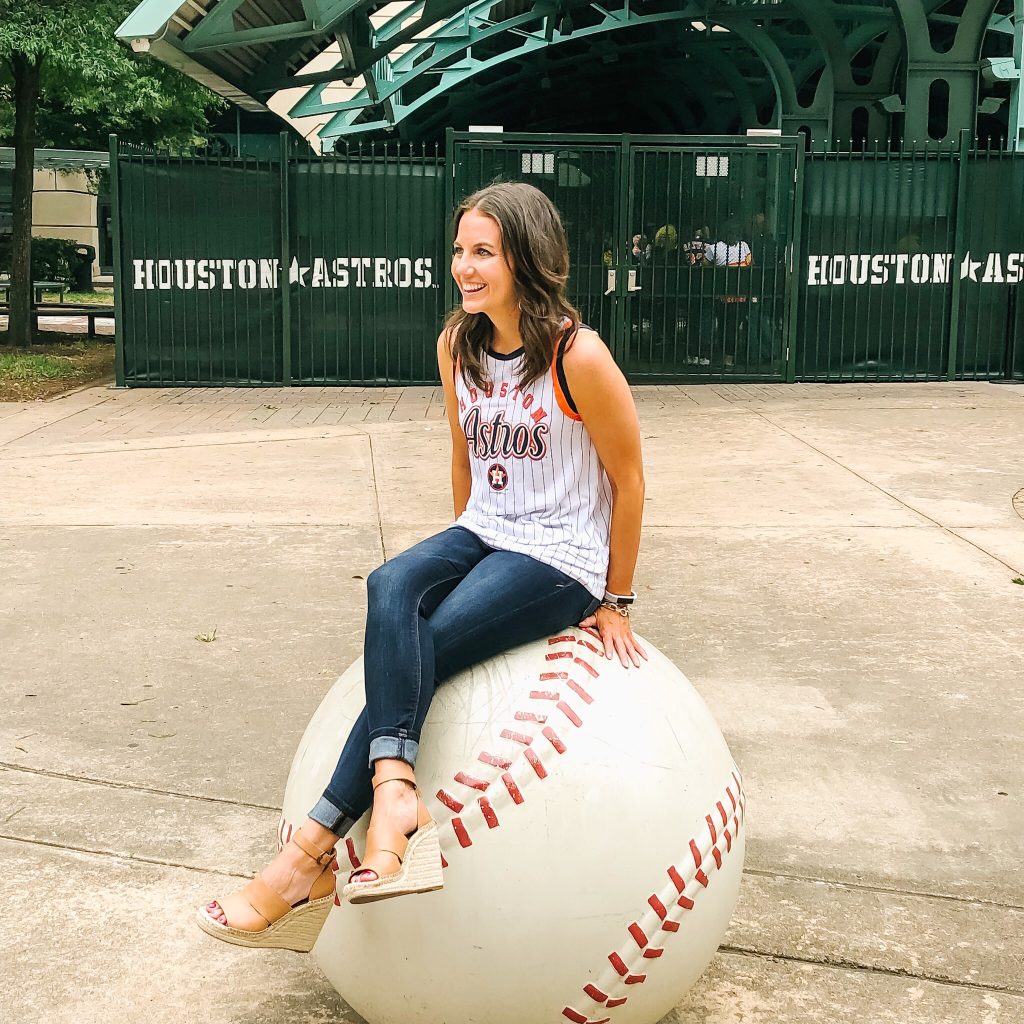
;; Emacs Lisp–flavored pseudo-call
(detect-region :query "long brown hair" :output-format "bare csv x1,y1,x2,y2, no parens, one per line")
445,182,582,390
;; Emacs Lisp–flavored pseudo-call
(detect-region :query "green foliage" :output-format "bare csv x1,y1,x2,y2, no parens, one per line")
0,235,81,281
0,1,223,151
0,349,80,380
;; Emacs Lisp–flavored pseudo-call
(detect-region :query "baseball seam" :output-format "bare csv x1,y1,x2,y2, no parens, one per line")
560,770,745,1024
438,632,601,852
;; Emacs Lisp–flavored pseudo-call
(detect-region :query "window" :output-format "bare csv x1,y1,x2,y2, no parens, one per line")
695,155,729,177
521,152,555,175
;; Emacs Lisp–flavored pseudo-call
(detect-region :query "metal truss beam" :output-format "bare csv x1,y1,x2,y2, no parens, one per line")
116,0,1022,148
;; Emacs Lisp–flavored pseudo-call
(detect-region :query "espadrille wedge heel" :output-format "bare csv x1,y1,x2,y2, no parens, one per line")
342,777,444,904
196,830,337,951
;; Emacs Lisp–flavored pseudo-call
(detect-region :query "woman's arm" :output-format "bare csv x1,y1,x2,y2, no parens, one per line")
437,329,472,517
561,329,647,668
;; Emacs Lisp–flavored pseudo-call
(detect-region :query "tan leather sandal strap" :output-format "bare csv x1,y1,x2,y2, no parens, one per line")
291,831,336,866
372,776,417,793
241,876,291,926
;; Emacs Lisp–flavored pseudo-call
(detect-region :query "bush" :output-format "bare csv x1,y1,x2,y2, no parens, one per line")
0,236,81,283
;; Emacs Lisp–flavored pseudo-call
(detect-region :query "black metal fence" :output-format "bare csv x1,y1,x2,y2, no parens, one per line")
798,139,1024,382
111,132,1024,386
112,138,445,387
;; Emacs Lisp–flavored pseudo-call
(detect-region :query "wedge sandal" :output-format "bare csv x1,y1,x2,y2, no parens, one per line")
341,778,444,905
196,831,337,952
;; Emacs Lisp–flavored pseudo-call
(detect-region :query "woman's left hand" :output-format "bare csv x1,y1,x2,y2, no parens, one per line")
578,605,648,669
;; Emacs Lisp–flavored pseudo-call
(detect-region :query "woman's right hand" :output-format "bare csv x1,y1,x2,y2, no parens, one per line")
578,605,648,669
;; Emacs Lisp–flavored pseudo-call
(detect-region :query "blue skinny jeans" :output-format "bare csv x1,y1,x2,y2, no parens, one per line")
308,525,601,834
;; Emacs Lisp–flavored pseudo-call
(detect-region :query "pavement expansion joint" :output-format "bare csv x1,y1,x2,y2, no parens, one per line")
0,430,362,460
752,409,1024,574
743,867,1024,912
641,523,929,531
0,833,251,879
0,761,278,811
1,399,117,447
2,830,1013,996
720,946,1024,998
355,427,388,561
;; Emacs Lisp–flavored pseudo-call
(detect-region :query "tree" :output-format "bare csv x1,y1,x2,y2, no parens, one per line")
0,1,222,346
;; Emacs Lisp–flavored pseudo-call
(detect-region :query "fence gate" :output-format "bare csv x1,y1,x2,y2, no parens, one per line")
451,133,802,381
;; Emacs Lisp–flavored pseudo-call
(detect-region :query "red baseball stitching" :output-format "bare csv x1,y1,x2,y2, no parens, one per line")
501,728,533,745
436,789,464,812
438,631,599,852
516,710,548,723
561,770,745,1022
280,632,601,871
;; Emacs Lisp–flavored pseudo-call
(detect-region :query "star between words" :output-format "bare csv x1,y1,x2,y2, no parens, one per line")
131,256,434,290
807,251,1024,286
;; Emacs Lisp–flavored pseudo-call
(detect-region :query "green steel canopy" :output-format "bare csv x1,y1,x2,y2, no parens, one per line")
115,0,1024,150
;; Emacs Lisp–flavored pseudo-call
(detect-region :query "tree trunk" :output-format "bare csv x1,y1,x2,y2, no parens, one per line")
7,52,43,348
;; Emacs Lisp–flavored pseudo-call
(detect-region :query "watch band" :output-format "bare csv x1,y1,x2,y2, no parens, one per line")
602,589,637,606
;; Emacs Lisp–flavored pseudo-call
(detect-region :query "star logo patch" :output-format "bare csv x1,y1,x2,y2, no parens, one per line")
487,463,509,491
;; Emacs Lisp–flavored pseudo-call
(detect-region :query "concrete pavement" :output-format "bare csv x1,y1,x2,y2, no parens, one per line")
1,380,1022,1023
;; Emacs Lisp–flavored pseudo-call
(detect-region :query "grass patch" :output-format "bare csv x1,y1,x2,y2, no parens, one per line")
33,289,115,306
0,337,115,401
61,289,115,306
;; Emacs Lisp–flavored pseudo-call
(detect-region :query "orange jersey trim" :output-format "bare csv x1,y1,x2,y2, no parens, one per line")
551,325,583,422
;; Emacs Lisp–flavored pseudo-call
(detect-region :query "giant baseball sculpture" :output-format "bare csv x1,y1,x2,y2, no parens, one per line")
280,628,745,1024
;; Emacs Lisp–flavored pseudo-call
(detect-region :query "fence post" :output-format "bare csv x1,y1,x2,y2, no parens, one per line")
786,139,806,384
946,128,972,380
108,134,126,388
612,132,631,368
444,127,456,316
279,132,292,386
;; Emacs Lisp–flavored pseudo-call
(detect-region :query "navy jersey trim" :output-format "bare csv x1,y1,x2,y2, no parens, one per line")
555,323,585,417
485,346,524,360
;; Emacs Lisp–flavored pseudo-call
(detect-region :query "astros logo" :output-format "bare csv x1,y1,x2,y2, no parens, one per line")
487,463,509,491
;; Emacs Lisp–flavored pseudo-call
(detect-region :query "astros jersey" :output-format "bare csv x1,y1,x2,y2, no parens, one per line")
452,323,612,599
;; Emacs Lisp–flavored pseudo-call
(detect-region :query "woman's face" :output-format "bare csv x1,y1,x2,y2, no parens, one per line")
452,209,516,317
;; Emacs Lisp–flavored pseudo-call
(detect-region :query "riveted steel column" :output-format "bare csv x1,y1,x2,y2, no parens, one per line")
946,128,972,379
279,132,292,386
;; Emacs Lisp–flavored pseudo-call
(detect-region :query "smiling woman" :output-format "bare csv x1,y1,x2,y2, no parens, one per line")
197,180,647,953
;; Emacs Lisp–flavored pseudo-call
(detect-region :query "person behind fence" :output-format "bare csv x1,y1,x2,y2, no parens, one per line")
630,232,652,265
196,181,648,950
681,224,713,266
703,219,753,268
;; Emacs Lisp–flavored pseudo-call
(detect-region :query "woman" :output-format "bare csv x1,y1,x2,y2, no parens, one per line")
196,181,646,950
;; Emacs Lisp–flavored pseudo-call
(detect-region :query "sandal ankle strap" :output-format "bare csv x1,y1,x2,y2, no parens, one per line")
372,776,417,793
291,831,336,867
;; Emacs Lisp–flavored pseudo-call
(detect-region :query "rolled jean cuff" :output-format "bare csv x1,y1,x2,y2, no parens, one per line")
368,734,419,769
308,795,357,836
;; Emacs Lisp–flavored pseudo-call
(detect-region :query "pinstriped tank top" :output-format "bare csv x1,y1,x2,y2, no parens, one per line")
452,322,612,599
